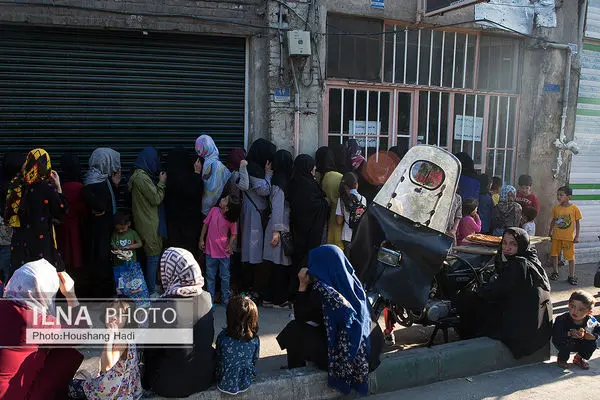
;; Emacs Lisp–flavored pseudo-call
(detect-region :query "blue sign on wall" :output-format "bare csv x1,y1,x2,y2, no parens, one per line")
371,0,384,9
544,84,561,93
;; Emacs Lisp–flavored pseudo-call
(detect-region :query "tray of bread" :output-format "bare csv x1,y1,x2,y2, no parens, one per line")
465,234,503,247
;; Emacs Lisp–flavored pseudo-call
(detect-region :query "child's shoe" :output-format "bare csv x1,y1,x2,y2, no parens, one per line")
556,359,569,369
573,354,590,370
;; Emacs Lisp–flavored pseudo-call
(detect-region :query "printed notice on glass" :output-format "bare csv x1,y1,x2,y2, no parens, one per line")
454,115,483,142
349,121,381,147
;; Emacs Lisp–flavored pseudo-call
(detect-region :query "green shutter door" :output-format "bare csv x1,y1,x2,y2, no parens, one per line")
0,25,245,169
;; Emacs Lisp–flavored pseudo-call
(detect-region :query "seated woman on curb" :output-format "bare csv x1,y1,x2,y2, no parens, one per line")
458,227,553,359
142,247,216,398
0,259,84,399
277,245,382,395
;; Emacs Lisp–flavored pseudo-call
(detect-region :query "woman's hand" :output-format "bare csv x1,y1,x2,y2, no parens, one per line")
58,271,78,307
271,231,280,248
159,171,167,184
50,170,62,193
265,160,273,176
111,170,122,187
298,267,310,292
239,160,248,169
194,158,203,174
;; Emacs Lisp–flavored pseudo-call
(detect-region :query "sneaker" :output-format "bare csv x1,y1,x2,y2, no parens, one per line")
573,354,590,370
557,360,569,369
384,333,395,346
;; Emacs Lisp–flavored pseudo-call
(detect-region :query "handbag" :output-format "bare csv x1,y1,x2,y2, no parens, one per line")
246,191,271,232
280,231,294,256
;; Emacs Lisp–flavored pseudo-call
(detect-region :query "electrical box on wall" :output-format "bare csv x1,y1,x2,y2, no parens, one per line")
287,30,311,56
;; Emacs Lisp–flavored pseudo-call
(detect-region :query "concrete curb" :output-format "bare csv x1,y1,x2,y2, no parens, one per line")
152,338,550,399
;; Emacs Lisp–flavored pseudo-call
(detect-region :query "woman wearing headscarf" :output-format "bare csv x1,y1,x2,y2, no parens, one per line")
0,260,83,398
128,147,167,295
263,150,294,306
491,185,522,237
83,148,121,298
0,152,26,284
314,146,332,185
277,245,382,395
240,139,276,302
195,135,232,217
320,146,345,249
347,139,366,172
458,228,552,358
455,152,480,201
287,155,328,272
143,247,216,397
165,148,204,260
57,153,87,273
477,174,493,234
222,148,249,201
5,149,67,275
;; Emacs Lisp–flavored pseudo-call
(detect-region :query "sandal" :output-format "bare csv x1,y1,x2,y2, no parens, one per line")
573,354,589,370
550,272,559,281
568,276,578,286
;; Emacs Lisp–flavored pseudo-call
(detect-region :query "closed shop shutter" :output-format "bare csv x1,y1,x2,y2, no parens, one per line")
0,25,246,171
570,42,600,263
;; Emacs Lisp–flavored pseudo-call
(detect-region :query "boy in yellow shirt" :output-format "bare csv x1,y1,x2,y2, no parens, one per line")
549,186,582,285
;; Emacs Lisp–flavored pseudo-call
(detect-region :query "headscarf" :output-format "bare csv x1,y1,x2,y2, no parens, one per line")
331,143,351,174
195,135,232,216
84,148,121,186
134,147,160,180
347,139,366,171
308,245,371,395
227,148,246,172
59,153,81,183
271,150,293,191
160,247,205,297
315,147,336,176
455,152,476,178
500,228,550,291
500,185,517,202
5,149,52,228
3,259,60,315
1,152,26,213
246,139,276,179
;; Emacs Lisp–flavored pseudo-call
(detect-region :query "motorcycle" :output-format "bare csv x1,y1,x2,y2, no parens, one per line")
350,145,496,346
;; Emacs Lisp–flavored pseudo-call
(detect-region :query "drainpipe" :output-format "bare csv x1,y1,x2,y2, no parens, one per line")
290,57,301,156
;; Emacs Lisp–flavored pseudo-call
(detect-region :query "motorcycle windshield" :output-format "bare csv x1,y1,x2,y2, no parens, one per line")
372,145,461,233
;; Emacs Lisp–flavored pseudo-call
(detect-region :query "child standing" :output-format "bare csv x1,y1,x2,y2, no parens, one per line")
200,194,240,306
490,176,502,206
521,206,538,237
216,296,260,395
336,172,366,256
516,174,540,212
111,212,143,265
549,186,582,284
552,290,599,369
491,185,522,237
456,199,481,245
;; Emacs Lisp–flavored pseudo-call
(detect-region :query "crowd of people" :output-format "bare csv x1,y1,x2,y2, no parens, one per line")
0,138,595,399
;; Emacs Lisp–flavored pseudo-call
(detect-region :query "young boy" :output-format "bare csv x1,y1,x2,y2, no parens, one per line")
516,174,540,212
111,212,143,265
549,186,582,284
490,176,502,206
552,290,600,369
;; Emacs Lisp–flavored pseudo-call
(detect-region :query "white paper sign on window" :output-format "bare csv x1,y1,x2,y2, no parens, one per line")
349,121,381,147
454,115,483,142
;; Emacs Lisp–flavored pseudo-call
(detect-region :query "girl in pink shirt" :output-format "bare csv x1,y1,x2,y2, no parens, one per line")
200,195,241,306
457,198,482,245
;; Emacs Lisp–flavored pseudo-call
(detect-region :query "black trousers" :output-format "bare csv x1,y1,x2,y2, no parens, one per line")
277,320,328,370
553,338,597,361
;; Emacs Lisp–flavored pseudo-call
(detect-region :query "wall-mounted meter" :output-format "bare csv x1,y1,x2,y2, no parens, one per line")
287,30,311,56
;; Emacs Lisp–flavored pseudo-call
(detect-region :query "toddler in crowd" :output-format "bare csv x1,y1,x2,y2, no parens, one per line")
552,290,599,370
549,186,582,285
111,212,143,265
457,199,481,245
491,185,522,237
516,174,540,212
521,206,538,237
216,296,260,395
200,194,240,306
336,172,366,256
490,176,502,206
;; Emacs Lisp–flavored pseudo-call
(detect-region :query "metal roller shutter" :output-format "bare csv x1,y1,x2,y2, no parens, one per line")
0,25,246,170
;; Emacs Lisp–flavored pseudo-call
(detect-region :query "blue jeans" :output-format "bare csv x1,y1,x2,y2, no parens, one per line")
0,245,11,284
206,255,231,305
146,254,161,294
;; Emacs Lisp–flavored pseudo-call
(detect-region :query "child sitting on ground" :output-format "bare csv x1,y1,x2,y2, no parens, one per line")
336,172,366,256
111,212,143,265
549,186,582,285
521,206,538,237
457,199,481,245
552,290,600,370
200,194,240,306
216,296,260,395
490,176,502,206
491,185,522,237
